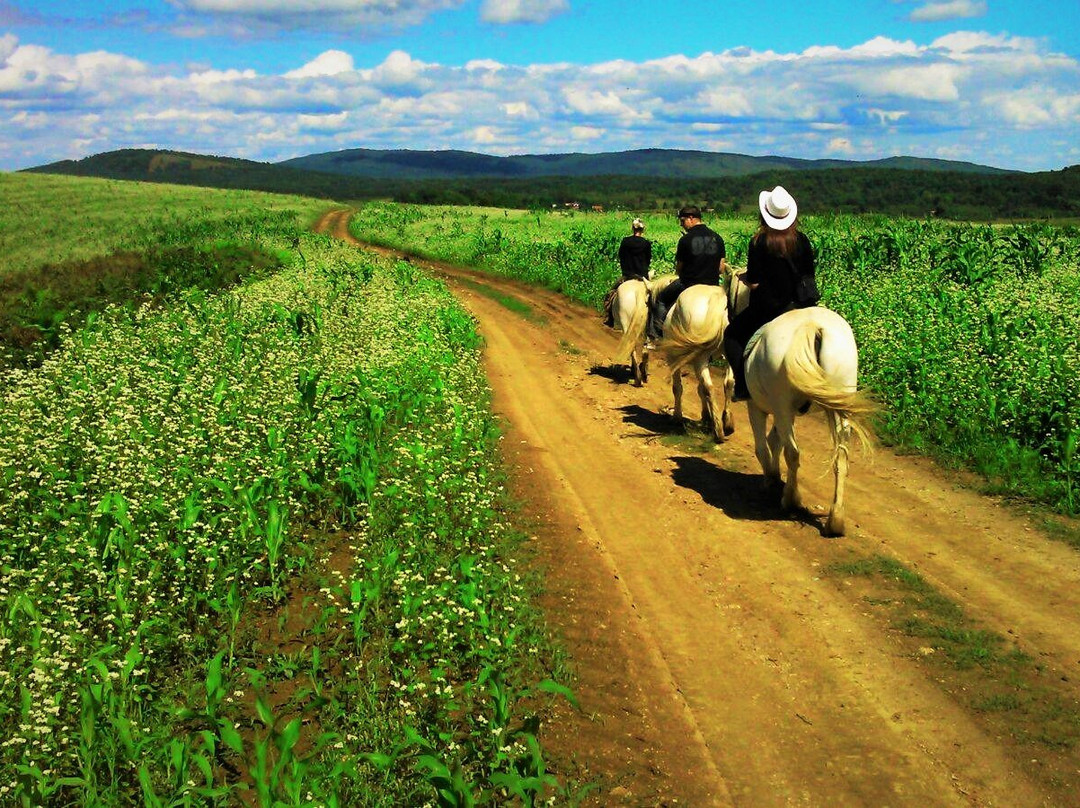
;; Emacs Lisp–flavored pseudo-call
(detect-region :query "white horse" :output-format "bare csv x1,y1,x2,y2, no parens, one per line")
614,274,678,387
658,283,736,442
611,279,651,386
653,265,754,442
742,306,874,536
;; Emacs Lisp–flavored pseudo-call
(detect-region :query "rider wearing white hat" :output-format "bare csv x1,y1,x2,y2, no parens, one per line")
724,186,819,401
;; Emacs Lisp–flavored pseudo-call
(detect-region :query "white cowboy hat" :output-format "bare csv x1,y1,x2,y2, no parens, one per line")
759,186,798,230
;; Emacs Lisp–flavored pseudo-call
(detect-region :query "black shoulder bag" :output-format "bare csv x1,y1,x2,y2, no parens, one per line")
789,257,821,308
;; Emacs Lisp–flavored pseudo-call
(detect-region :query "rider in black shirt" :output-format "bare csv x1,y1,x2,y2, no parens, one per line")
603,218,652,327
647,205,725,341
619,218,652,280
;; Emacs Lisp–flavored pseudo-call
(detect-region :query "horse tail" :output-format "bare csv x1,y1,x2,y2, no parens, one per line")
614,283,648,362
661,288,728,375
783,320,875,449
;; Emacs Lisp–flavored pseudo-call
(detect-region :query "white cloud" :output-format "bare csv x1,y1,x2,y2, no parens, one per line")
865,108,909,124
479,0,568,24
173,0,465,30
297,111,350,131
827,137,855,154
570,125,603,140
469,125,500,143
190,68,258,85
466,59,504,72
561,87,641,119
3,33,1079,171
908,0,987,23
501,101,535,118
930,31,1037,55
853,63,965,101
366,50,429,90
284,51,354,79
0,33,18,63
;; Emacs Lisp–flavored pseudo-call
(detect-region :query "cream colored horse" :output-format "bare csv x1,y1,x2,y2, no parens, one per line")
611,279,650,386
743,306,874,536
658,283,735,442
653,265,753,442
614,275,678,387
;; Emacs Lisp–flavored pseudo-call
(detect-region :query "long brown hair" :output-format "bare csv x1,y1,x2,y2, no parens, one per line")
752,214,799,258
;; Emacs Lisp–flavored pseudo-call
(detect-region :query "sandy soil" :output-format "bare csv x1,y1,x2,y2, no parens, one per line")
315,209,1080,807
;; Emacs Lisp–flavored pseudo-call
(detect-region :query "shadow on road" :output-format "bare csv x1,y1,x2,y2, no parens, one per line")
588,363,635,385
669,456,824,532
617,403,686,436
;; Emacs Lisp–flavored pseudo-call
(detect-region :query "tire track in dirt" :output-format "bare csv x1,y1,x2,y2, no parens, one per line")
315,208,1079,807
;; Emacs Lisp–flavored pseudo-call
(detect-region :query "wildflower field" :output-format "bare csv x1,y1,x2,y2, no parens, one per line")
0,176,567,805
351,203,1080,514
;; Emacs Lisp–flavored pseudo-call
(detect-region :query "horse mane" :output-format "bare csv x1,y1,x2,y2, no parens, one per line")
647,273,677,297
660,286,729,376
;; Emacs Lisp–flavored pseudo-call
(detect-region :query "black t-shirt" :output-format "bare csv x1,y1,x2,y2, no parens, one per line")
618,235,652,279
743,230,815,312
675,224,725,286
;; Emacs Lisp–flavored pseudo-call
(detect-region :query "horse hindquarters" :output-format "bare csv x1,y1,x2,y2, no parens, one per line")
614,281,649,384
661,285,732,441
779,313,871,536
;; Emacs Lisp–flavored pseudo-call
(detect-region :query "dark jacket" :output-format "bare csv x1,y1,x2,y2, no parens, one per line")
743,230,815,313
618,235,652,279
675,224,725,286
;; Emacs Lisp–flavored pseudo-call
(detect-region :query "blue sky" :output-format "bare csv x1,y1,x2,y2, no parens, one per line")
2,0,1078,171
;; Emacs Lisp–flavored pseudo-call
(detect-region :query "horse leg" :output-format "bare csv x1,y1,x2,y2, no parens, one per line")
630,347,642,387
695,358,724,442
766,423,783,484
641,347,649,383
719,362,736,437
673,371,682,423
748,404,777,487
826,410,852,537
774,410,803,511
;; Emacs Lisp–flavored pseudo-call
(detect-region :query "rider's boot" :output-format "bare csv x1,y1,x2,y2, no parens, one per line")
724,337,750,401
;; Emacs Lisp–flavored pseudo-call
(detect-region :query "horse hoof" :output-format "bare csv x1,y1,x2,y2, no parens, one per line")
722,423,735,437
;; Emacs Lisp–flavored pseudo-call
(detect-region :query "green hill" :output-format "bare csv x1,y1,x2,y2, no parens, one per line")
24,148,364,199
22,148,1080,221
279,147,1010,180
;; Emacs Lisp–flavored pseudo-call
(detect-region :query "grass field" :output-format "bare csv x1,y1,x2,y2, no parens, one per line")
0,175,569,806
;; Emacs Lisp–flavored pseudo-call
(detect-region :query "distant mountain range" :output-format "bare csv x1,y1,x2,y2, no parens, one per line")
21,147,1079,221
30,146,1012,184
284,147,1014,179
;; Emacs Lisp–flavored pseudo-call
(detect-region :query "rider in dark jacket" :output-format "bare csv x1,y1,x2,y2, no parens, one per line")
724,186,817,400
603,218,652,327
618,218,652,280
646,205,725,340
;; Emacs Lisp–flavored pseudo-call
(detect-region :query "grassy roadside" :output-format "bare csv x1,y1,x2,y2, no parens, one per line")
0,176,574,804
0,172,330,372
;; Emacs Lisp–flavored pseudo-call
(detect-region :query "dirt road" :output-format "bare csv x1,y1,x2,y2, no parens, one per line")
315,209,1080,807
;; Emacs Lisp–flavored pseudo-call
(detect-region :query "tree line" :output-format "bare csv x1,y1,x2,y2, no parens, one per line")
28,151,1080,221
